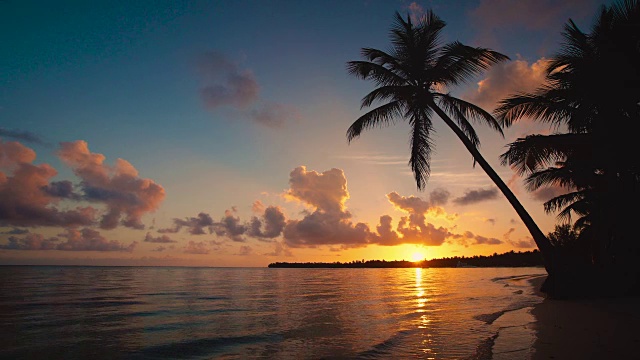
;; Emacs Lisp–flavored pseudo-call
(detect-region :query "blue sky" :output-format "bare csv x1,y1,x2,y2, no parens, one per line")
0,0,611,266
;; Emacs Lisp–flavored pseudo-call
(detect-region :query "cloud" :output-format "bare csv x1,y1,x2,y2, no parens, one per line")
452,187,499,205
249,103,298,128
263,241,293,257
213,207,247,242
247,205,286,239
237,245,253,256
509,238,536,248
1,227,29,235
0,139,97,227
152,246,167,252
286,166,349,213
144,232,177,243
465,58,549,112
449,230,503,247
372,192,451,246
503,227,535,248
184,241,210,254
197,51,259,109
530,184,566,202
283,166,371,248
196,51,298,128
284,210,371,248
0,129,47,146
470,0,596,31
58,141,165,229
0,233,58,250
159,212,215,235
1,228,136,252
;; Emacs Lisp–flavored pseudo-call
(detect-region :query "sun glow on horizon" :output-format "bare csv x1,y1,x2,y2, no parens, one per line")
411,251,426,262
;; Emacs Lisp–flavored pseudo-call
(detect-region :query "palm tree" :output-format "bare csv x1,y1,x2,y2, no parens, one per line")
495,0,640,271
346,11,555,271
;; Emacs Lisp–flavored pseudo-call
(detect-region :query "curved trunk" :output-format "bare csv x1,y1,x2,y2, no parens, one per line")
431,104,555,274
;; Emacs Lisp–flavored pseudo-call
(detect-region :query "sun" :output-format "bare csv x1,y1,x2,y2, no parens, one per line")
411,252,426,262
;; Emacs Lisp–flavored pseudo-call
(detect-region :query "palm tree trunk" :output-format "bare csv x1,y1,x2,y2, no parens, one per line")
430,104,555,274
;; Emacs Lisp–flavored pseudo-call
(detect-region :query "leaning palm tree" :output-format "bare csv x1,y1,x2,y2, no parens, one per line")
346,11,555,270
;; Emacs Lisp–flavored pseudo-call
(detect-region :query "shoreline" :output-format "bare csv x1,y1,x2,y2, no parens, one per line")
527,275,640,359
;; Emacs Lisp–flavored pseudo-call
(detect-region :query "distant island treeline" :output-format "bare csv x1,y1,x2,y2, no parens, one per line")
268,250,543,268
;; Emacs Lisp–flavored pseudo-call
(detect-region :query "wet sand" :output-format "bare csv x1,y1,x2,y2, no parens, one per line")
529,276,640,359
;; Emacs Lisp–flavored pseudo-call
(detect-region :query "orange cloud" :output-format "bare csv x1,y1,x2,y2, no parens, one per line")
286,166,349,213
465,58,549,111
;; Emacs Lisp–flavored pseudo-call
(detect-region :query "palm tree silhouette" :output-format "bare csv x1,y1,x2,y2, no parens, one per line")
346,11,555,271
495,0,640,273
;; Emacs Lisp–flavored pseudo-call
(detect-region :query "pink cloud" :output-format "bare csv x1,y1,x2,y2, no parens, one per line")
0,139,96,227
58,140,165,229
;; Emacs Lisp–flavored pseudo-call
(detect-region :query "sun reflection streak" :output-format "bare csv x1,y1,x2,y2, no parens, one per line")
415,268,434,356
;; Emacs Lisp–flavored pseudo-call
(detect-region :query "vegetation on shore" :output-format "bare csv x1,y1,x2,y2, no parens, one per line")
269,250,543,268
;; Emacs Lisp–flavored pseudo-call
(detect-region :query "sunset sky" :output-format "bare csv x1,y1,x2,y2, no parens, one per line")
0,0,612,267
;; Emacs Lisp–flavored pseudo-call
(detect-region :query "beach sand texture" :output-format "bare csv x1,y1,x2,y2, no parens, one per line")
531,277,640,359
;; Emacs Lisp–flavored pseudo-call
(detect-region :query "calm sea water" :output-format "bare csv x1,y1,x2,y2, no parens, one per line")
0,266,545,359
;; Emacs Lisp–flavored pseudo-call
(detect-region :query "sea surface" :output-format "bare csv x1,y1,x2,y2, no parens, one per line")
0,266,546,359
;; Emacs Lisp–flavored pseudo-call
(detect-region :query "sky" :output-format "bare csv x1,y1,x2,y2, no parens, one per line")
0,0,613,267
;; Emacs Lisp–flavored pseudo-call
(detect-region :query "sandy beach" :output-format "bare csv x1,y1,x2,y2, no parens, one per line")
529,276,640,359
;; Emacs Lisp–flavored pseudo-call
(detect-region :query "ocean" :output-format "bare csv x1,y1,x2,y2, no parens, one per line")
0,266,546,359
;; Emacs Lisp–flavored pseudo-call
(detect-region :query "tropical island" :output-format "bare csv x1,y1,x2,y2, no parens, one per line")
268,250,544,268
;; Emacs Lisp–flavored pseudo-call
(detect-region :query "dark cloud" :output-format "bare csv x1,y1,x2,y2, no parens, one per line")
249,103,298,128
159,212,215,235
144,232,177,243
41,180,80,199
247,206,286,239
503,227,535,248
214,208,247,242
1,228,137,252
449,231,503,247
530,185,566,202
198,51,259,109
1,227,29,235
0,128,47,146
486,218,496,225
429,188,451,207
452,187,499,206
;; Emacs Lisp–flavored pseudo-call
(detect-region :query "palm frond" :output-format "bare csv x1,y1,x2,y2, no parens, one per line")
347,101,404,142
436,93,504,136
408,110,434,189
433,42,509,87
346,60,406,86
360,85,410,109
